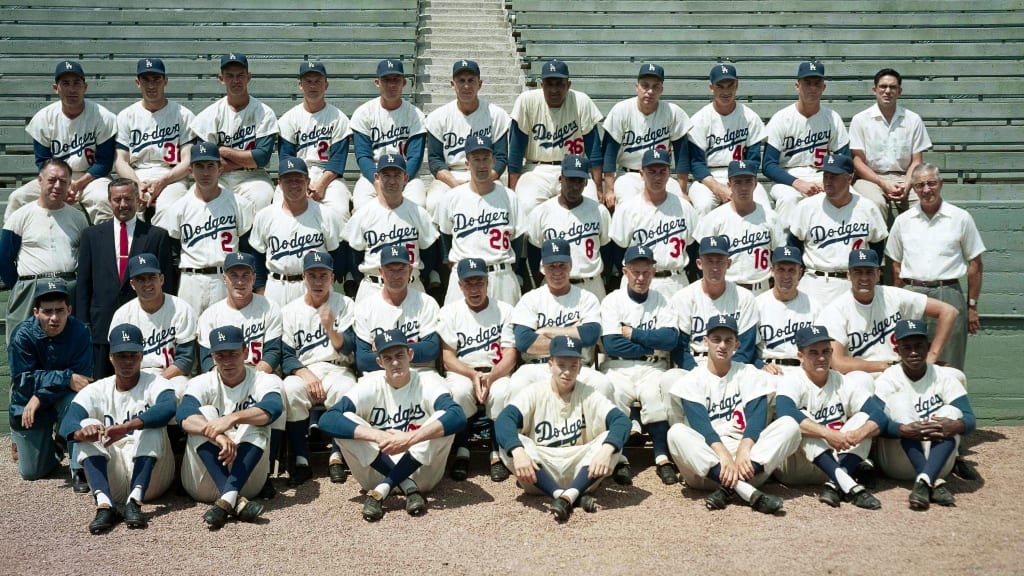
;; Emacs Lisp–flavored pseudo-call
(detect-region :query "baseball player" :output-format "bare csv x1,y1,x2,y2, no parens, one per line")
508,59,604,214
113,57,196,230
189,53,278,211
687,63,771,215
424,59,511,220
436,134,525,306
599,244,680,485
249,156,344,308
609,148,698,298
280,251,358,485
495,335,631,522
671,235,759,369
349,58,428,210
5,60,117,224
317,329,467,522
665,315,801,513
763,61,850,227
59,323,177,533
276,62,353,222
345,153,439,304
527,154,611,298
438,258,518,482
601,63,691,208
755,246,820,374
774,325,884,509
694,160,784,294
788,153,888,306
874,319,976,510
166,141,255,316
177,325,283,529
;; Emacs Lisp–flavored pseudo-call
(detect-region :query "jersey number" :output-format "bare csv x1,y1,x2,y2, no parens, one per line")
827,421,844,431
813,148,828,167
84,148,95,166
754,248,769,270
249,341,263,364
406,242,417,265
220,231,234,253
732,409,746,431
489,229,510,251
489,342,503,365
668,237,685,258
585,238,595,259
565,138,584,155
731,145,748,161
160,346,175,368
317,141,329,161
163,143,180,163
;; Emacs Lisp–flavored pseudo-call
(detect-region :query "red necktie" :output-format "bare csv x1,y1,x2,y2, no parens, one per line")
118,221,129,282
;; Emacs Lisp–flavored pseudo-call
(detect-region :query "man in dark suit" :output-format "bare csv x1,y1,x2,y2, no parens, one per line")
76,178,175,378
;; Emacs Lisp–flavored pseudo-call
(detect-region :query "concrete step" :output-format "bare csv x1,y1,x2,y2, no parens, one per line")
419,27,512,38
419,55,521,65
423,16,508,25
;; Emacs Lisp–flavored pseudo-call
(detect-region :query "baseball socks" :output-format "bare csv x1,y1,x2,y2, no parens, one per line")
813,452,858,494
127,456,157,504
82,456,112,508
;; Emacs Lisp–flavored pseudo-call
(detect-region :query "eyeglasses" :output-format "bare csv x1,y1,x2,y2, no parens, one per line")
912,180,940,191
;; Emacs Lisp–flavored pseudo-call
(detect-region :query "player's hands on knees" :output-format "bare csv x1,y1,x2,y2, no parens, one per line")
305,378,326,404
215,434,237,466
734,446,756,481
202,416,234,440
103,423,132,446
76,422,105,443
473,372,491,405
825,428,853,452
718,459,740,489
588,444,616,479
761,363,784,376
20,396,42,429
928,416,963,439
511,448,539,485
898,420,942,441
793,179,821,197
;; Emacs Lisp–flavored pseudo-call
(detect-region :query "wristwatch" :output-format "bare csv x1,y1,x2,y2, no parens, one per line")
968,298,978,308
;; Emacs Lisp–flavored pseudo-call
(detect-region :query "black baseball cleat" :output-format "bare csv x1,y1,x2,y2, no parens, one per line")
930,483,956,507
612,462,632,485
362,491,385,522
405,490,427,516
450,457,470,481
288,464,313,487
89,506,120,534
72,470,90,494
204,500,232,529
656,462,679,485
257,476,277,499
550,497,572,522
234,497,265,523
124,500,148,528
578,494,597,513
847,486,882,510
952,458,981,482
819,482,842,508
750,490,784,514
329,462,349,484
854,459,877,490
909,479,931,511
489,460,510,482
704,486,732,511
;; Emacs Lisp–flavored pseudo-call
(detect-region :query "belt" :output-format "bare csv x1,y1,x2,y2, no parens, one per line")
737,280,768,291
809,269,848,279
365,274,416,285
527,357,550,364
622,167,641,173
181,266,222,275
905,278,959,288
269,272,303,282
654,269,683,278
608,355,665,364
570,277,587,285
767,358,802,367
487,262,511,273
692,351,708,358
19,271,75,281
531,160,561,165
476,367,493,374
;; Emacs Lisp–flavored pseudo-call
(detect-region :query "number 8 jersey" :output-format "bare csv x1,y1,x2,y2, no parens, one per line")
116,101,196,170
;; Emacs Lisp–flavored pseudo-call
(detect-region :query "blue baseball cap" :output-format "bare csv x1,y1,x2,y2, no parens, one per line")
127,253,162,278
623,244,654,264
541,238,572,264
452,59,480,77
706,314,739,335
771,246,803,266
848,249,881,269
380,243,412,266
642,148,671,167
820,153,854,175
895,318,929,341
465,134,494,155
798,61,826,79
109,324,145,354
561,154,590,179
699,235,731,256
136,58,166,76
549,335,584,358
376,153,407,173
638,63,665,80
220,52,248,69
302,251,334,271
190,141,220,163
541,59,569,79
457,258,488,280
710,63,738,83
795,325,832,348
33,279,70,301
377,58,404,77
223,252,256,271
279,156,308,176
55,60,85,81
727,160,756,179
375,328,410,353
209,325,245,352
299,61,327,77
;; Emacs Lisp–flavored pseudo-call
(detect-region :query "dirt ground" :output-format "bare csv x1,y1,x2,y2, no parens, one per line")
1,428,1021,576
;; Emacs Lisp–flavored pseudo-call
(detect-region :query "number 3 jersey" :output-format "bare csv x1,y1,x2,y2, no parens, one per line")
438,298,514,370
116,100,196,170
109,295,198,372
669,362,773,440
777,369,872,428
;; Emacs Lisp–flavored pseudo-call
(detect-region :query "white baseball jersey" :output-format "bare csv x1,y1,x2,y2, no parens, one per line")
510,285,602,364
694,203,784,285
109,295,197,372
277,102,352,168
425,98,511,169
116,100,196,170
198,295,282,366
343,371,451,432
510,89,602,163
3,203,87,276
189,96,278,155
72,371,175,429
349,98,426,160
874,363,967,421
282,291,356,367
508,380,616,447
602,98,690,170
849,103,931,174
183,367,282,419
669,362,773,438
345,199,439,274
249,200,341,276
755,290,820,361
765,103,849,172
886,200,986,282
437,182,524,265
688,101,767,171
600,287,678,350
609,194,698,273
438,298,514,370
778,369,872,429
353,287,439,346
817,286,927,362
26,100,118,174
789,195,888,272
527,196,610,279
167,188,255,269
671,283,758,354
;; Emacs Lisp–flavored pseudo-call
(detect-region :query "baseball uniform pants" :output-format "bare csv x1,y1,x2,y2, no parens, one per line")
181,406,270,503
220,169,274,211
177,270,225,318
611,171,687,207
773,411,873,485
515,163,598,217
283,362,357,422
272,165,352,224
135,166,189,231
876,404,961,481
601,358,672,424
499,430,615,494
425,169,470,221
444,371,492,420
688,171,771,216
352,175,427,213
263,276,307,310
76,419,175,503
769,169,822,229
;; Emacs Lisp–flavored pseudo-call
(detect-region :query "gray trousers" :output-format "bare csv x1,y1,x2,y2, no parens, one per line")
904,282,968,371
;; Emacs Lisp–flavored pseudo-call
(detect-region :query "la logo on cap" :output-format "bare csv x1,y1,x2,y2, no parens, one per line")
549,63,556,71
313,252,322,261
575,158,582,167
387,60,395,69
387,154,394,162
65,61,73,70
308,62,314,68
648,64,656,71
217,331,226,342
462,60,468,67
718,315,727,323
566,338,575,348
477,136,484,144
811,327,820,335
552,243,560,252
721,65,729,73
47,281,57,289
146,59,153,68
638,246,646,255
229,53,236,60
199,144,207,153
809,63,817,70
907,320,917,329
469,260,477,269
858,251,868,260
828,156,835,164
738,161,746,168
287,160,294,168
652,150,661,158
383,332,393,342
783,247,792,255
121,331,131,341
709,237,717,246
138,256,147,264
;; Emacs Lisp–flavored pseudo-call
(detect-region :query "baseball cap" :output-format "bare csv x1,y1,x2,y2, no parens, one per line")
623,244,654,264
380,243,412,266
136,58,166,76
706,314,739,335
727,160,756,179
377,58,404,77
457,258,488,280
541,238,572,264
190,141,220,163
641,148,671,167
561,154,590,179
54,60,85,81
894,318,929,341
127,253,162,278
375,328,410,354
848,249,881,269
209,325,245,353
299,61,327,78
709,63,738,83
452,59,480,77
376,153,407,173
302,251,334,271
638,63,665,80
279,156,308,176
220,52,248,69
549,335,584,358
223,252,256,271
794,325,833,348
771,246,803,266
798,61,826,79
465,134,494,155
33,279,70,301
541,59,570,79
698,235,731,257
820,153,854,175
109,324,145,354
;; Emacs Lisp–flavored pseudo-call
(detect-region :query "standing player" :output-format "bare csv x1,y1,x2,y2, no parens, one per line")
527,155,611,298
424,59,511,219
609,149,698,298
113,58,196,229
189,53,278,210
5,61,118,224
60,323,177,533
349,59,428,209
276,62,353,221
601,63,691,208
763,61,850,226
755,246,820,373
508,60,605,214
687,64,770,215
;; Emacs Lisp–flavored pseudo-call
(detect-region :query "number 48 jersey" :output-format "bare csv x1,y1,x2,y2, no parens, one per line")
116,101,196,170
